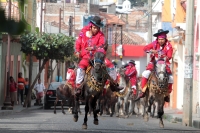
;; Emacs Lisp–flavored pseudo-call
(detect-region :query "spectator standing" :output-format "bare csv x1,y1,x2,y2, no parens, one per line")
17,72,25,105
34,78,45,104
10,76,17,106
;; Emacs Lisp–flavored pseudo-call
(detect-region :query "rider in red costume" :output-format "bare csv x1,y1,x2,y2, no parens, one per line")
66,65,76,89
124,60,138,96
74,16,122,96
135,29,173,102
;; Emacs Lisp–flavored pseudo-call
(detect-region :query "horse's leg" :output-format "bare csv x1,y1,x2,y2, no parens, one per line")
157,100,165,128
144,97,150,122
123,97,129,118
61,100,66,114
128,98,134,116
151,102,156,118
100,99,104,116
92,98,98,125
82,98,89,129
115,98,120,117
73,96,79,122
54,97,58,114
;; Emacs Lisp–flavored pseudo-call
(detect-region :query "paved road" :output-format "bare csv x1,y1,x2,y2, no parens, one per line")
0,106,199,133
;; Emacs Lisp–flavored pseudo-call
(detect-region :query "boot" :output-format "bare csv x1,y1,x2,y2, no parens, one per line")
164,96,170,102
134,77,148,101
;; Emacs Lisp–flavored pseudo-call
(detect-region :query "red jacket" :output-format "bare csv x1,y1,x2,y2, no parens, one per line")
144,40,173,65
75,25,105,58
104,58,114,68
125,63,137,79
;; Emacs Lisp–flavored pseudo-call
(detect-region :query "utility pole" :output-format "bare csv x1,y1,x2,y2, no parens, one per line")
57,8,63,82
147,0,152,63
59,8,62,33
183,0,194,127
40,0,44,35
2,0,13,110
69,16,73,36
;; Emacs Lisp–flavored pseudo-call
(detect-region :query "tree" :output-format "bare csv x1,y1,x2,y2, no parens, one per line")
20,32,75,107
0,1,25,34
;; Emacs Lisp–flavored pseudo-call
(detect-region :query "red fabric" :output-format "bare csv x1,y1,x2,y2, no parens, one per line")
116,73,120,83
158,33,167,39
144,40,173,73
141,77,148,90
78,57,90,69
144,40,173,64
37,92,43,100
75,25,105,58
10,82,17,92
104,58,114,68
168,83,173,93
96,48,106,55
146,62,154,71
75,25,105,69
66,68,76,88
125,63,137,87
133,89,137,95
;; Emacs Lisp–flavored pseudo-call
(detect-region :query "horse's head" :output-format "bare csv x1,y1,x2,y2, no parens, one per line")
93,50,106,73
155,59,168,88
118,66,129,86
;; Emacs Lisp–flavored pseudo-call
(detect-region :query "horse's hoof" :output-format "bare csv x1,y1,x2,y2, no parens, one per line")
82,124,87,129
116,113,119,117
62,111,66,115
54,111,56,114
144,117,149,122
93,120,99,125
73,117,78,122
79,111,82,115
110,114,113,117
125,115,129,119
159,121,164,128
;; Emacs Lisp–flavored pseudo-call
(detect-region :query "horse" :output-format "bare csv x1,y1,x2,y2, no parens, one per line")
54,83,75,114
142,58,169,128
73,51,108,129
99,84,118,117
115,67,133,118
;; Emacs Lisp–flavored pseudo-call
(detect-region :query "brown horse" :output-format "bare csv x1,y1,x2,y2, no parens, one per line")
99,84,118,117
54,83,75,114
142,59,169,128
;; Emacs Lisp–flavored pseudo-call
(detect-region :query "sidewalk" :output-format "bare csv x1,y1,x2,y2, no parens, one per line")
0,100,42,117
164,107,200,129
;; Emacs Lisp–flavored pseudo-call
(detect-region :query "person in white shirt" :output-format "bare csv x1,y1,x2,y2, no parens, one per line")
34,78,45,104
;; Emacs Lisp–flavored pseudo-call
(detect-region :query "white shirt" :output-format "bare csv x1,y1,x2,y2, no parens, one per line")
34,83,45,93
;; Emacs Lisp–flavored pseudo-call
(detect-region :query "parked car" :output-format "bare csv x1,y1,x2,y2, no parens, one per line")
44,81,67,109
44,81,85,109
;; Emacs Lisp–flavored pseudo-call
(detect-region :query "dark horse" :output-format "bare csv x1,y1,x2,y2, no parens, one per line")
142,58,169,128
73,51,108,129
54,83,75,114
99,84,118,117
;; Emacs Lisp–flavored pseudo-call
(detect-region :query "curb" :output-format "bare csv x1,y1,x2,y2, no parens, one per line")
163,113,200,129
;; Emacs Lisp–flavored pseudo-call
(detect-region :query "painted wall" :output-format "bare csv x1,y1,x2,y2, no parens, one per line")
0,42,23,105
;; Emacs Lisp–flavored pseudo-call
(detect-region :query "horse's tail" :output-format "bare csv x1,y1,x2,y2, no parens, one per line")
56,87,66,100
